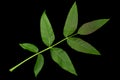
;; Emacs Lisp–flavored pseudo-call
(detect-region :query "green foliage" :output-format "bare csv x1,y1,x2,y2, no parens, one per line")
63,2,78,37
34,54,44,77
50,47,77,76
19,43,39,53
40,11,55,46
77,19,110,35
67,37,100,55
10,1,110,78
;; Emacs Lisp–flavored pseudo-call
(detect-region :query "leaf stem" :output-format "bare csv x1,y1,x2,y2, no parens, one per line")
9,34,77,72
9,47,50,72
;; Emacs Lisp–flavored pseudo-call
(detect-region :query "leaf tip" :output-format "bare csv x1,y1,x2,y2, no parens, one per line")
43,10,46,14
104,18,110,23
106,18,110,20
70,69,78,76
34,73,37,78
19,43,23,48
73,72,78,76
34,71,39,78
94,50,101,55
41,10,47,18
89,47,101,55
73,1,77,10
73,1,77,5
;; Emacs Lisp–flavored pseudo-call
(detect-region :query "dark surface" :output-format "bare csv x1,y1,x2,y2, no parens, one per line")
0,0,114,80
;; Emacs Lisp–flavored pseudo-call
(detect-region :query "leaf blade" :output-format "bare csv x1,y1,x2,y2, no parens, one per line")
19,43,39,53
67,37,100,55
50,47,77,76
34,54,44,77
40,11,55,46
78,19,110,35
63,2,78,37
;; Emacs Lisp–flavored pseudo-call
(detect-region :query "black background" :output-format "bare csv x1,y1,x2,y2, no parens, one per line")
0,0,115,80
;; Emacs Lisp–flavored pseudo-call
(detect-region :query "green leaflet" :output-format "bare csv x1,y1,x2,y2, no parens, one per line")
78,19,110,35
63,2,78,37
19,43,39,53
34,54,44,77
67,37,100,55
40,11,55,46
50,47,77,76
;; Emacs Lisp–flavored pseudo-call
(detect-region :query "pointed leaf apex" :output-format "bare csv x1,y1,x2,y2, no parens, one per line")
43,10,46,14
